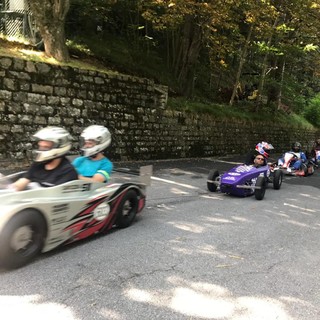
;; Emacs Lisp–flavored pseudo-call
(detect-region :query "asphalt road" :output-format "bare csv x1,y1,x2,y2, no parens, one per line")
0,155,319,320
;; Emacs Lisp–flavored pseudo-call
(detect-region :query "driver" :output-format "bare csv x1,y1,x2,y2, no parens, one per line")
72,125,113,183
13,126,78,191
278,142,307,170
310,138,320,164
253,154,267,168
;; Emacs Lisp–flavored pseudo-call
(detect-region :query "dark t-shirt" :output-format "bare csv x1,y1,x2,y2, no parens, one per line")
25,157,78,187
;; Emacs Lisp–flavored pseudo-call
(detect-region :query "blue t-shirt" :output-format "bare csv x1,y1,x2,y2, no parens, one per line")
72,156,113,182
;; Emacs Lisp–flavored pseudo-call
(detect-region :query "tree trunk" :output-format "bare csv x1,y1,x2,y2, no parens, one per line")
173,16,202,97
277,59,286,109
229,24,254,106
28,0,70,62
255,17,279,110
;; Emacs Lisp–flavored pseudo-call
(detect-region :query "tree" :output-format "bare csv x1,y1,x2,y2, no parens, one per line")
28,0,70,62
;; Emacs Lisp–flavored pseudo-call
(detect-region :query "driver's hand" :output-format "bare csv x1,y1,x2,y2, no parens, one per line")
7,184,17,191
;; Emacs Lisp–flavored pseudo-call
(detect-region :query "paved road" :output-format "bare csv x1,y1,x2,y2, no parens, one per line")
0,156,319,320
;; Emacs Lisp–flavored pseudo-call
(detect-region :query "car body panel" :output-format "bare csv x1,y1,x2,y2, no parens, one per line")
0,166,151,254
219,164,269,196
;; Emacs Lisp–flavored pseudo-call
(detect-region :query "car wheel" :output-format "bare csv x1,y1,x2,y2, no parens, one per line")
254,176,267,200
273,170,283,190
302,163,308,176
207,170,219,192
0,209,46,269
116,189,139,228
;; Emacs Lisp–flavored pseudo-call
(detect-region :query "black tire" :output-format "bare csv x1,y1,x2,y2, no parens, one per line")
254,176,267,200
301,163,308,176
207,170,219,192
116,189,139,228
0,209,46,270
273,170,283,190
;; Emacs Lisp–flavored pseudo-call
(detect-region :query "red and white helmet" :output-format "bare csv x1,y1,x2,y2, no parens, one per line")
255,141,274,158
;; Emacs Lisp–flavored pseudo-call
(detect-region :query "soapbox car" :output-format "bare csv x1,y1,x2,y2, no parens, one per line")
207,163,283,200
0,165,152,270
276,152,316,176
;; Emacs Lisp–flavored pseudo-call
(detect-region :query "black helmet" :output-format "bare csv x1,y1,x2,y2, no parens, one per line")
291,142,301,152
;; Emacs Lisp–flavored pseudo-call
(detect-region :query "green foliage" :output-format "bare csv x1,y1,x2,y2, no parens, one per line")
303,94,320,127
167,97,314,128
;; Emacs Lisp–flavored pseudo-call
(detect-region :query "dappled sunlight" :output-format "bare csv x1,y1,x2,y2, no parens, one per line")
0,295,77,320
125,288,152,303
170,187,191,195
169,168,199,176
171,287,234,318
285,220,318,228
19,49,45,57
200,194,224,201
168,221,204,233
155,203,176,211
99,308,122,320
231,216,250,222
151,176,198,190
205,216,234,224
168,241,223,257
283,202,317,214
125,277,294,320
233,297,292,320
299,193,320,201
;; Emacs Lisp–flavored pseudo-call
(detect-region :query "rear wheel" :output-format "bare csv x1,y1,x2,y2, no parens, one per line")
116,189,139,228
207,170,220,192
0,209,46,269
301,163,308,176
254,176,267,200
273,170,283,190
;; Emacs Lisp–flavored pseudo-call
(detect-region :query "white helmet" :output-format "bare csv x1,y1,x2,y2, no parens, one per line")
80,125,111,157
33,127,72,162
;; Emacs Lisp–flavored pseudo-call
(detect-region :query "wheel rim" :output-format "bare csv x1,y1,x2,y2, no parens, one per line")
122,199,133,216
10,226,33,252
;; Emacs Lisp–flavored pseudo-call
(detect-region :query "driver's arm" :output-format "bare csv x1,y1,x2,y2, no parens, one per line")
78,173,106,183
13,177,31,191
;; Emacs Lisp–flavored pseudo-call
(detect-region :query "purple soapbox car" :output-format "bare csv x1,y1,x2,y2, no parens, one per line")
207,163,283,200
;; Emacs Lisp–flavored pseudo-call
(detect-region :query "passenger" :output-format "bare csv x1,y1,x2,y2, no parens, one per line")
13,127,78,191
278,142,307,170
72,125,113,183
244,141,274,165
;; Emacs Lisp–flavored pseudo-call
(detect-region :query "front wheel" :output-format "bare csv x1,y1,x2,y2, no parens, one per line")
207,170,220,192
116,189,139,228
254,176,267,200
273,170,283,190
0,209,46,269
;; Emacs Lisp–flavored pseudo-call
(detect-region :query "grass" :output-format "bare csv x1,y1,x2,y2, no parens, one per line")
168,97,316,129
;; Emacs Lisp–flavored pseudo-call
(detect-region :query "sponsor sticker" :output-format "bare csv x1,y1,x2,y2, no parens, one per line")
93,203,110,221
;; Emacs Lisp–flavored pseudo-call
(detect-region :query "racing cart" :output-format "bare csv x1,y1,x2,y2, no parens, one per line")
276,152,316,176
207,163,283,200
0,165,152,270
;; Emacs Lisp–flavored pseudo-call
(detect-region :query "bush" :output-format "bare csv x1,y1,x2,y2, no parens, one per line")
304,94,320,127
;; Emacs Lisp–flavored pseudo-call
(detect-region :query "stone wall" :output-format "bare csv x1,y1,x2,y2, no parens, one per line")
0,56,319,168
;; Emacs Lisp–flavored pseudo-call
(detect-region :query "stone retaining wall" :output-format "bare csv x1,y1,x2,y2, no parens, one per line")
0,56,319,169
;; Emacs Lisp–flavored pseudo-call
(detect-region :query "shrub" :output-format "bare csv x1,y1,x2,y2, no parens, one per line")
304,94,320,127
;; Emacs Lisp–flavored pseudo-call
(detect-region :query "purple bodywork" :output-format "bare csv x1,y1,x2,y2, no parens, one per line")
220,164,269,196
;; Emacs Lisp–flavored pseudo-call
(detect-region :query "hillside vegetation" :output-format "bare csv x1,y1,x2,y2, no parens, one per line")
1,0,320,128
